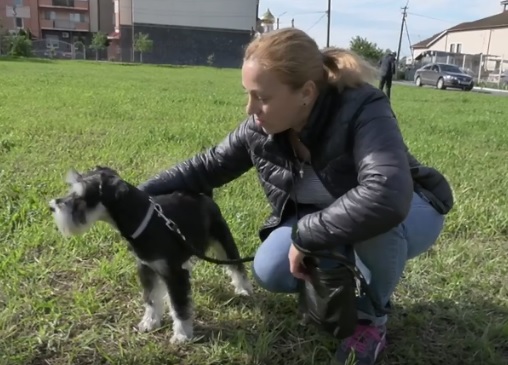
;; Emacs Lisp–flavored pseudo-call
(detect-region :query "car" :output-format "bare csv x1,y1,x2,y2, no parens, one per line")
414,62,475,91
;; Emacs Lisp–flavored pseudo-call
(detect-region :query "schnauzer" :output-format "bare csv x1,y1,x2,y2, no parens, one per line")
48,166,253,344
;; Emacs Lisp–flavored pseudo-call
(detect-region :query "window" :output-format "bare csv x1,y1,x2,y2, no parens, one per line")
53,0,75,7
456,43,462,53
45,34,59,49
15,17,23,28
45,11,56,20
449,43,456,53
69,13,86,22
15,0,23,6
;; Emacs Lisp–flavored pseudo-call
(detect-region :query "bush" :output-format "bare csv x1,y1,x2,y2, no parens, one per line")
7,33,32,57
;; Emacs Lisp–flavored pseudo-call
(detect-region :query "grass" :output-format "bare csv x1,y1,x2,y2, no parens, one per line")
0,58,507,365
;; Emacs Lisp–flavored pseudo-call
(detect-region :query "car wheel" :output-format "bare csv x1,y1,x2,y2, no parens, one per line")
437,78,446,90
464,85,473,91
415,76,422,87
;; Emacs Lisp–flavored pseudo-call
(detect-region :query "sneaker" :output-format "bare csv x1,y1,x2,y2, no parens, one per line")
333,321,387,365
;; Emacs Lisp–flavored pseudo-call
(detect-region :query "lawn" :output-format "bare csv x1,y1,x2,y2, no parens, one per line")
0,59,507,365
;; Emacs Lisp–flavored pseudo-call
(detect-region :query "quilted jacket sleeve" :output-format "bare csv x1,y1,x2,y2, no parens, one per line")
292,90,414,253
138,118,253,196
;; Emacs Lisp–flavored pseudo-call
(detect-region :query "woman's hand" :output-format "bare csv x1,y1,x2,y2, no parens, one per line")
288,243,309,281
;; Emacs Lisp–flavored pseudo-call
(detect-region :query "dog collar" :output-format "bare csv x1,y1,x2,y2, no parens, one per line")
131,202,155,239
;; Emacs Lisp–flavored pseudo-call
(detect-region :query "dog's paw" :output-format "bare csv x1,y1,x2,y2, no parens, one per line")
170,332,192,344
232,277,254,296
137,317,161,332
234,285,253,296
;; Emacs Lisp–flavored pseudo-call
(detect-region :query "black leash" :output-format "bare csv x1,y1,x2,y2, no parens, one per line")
150,198,255,265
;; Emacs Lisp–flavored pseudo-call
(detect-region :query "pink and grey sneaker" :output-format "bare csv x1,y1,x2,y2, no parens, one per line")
334,321,387,365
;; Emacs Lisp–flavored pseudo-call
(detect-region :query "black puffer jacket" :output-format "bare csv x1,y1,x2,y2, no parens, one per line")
138,84,454,253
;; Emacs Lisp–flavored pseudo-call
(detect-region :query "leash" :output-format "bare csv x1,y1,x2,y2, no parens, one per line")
148,198,255,265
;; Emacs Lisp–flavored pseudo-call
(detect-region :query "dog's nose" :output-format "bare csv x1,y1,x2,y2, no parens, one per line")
49,205,55,212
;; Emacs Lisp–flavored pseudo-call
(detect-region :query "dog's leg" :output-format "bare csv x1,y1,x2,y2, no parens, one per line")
163,267,194,344
137,262,167,332
210,219,253,296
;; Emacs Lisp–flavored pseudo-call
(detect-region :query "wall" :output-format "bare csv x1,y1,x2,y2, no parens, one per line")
131,0,257,31
120,23,252,67
1,0,40,37
429,28,508,58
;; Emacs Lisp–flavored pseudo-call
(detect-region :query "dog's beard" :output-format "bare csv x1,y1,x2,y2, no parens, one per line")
50,199,108,236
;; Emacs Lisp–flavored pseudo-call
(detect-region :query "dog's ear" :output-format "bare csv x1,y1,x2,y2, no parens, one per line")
65,169,82,184
100,172,129,199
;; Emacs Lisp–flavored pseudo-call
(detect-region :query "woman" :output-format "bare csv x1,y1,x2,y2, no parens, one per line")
138,28,453,365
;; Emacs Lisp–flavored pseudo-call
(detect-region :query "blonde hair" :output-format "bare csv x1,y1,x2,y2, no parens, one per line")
244,28,378,92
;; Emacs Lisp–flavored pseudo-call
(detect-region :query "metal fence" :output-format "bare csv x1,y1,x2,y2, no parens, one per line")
405,50,508,88
30,39,109,61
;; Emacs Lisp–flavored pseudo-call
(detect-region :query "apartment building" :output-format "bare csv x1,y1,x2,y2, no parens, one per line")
1,0,113,46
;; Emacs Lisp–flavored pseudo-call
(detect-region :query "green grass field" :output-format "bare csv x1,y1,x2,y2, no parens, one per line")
0,59,507,365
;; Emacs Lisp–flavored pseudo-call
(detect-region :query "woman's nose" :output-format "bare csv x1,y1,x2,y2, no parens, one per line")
246,98,259,116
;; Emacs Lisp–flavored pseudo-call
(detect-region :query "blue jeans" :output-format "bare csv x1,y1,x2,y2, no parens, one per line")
252,192,445,327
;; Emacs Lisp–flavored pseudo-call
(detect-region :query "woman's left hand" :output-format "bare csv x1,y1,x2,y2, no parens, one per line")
288,243,309,281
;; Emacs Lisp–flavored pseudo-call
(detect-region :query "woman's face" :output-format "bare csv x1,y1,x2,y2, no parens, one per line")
241,59,314,134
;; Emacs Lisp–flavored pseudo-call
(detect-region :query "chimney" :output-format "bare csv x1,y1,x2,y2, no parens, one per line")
502,0,508,12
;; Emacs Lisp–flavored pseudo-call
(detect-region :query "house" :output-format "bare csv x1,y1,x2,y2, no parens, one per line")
411,1,508,72
112,0,258,67
1,0,114,47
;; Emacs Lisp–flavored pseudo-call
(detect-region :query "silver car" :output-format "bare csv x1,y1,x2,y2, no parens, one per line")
414,62,474,91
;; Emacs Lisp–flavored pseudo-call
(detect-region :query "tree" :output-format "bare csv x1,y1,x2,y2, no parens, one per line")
133,32,153,63
6,29,32,57
349,36,384,64
90,31,108,60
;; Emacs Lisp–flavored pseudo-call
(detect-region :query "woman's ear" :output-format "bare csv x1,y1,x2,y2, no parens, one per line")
300,80,318,106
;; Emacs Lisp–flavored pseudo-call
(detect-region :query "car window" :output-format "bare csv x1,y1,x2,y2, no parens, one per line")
431,65,439,71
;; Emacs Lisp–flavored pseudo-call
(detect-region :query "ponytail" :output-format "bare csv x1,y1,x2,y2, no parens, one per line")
321,48,379,92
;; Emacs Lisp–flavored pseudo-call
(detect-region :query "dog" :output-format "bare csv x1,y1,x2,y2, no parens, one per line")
48,166,253,344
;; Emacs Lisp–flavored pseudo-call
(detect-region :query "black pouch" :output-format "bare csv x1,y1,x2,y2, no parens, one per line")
297,250,387,340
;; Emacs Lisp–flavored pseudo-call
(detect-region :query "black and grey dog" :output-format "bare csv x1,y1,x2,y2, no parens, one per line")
48,166,253,344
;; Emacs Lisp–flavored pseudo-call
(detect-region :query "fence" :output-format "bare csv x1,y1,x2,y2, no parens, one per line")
405,50,508,88
30,39,109,61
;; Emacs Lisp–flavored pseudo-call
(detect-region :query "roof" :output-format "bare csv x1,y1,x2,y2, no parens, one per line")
412,11,508,49
260,9,275,23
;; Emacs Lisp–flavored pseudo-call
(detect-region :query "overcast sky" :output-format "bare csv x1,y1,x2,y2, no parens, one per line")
257,0,504,57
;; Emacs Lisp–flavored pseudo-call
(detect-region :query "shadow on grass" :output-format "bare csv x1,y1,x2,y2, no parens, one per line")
204,283,508,365
17,280,508,365
381,299,507,365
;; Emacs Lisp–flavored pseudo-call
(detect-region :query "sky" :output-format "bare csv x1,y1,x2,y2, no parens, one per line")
257,0,505,57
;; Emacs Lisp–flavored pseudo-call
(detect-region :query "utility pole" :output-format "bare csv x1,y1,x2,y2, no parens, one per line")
396,5,408,69
326,0,331,47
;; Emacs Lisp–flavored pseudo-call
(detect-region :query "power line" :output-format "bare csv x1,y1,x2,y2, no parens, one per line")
306,13,327,32
404,17,413,58
406,12,455,24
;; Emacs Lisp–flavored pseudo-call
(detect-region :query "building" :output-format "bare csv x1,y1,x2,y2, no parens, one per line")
113,0,258,67
411,1,508,72
0,0,114,46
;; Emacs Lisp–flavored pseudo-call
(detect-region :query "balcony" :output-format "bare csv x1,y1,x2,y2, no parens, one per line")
38,0,89,11
40,18,90,31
